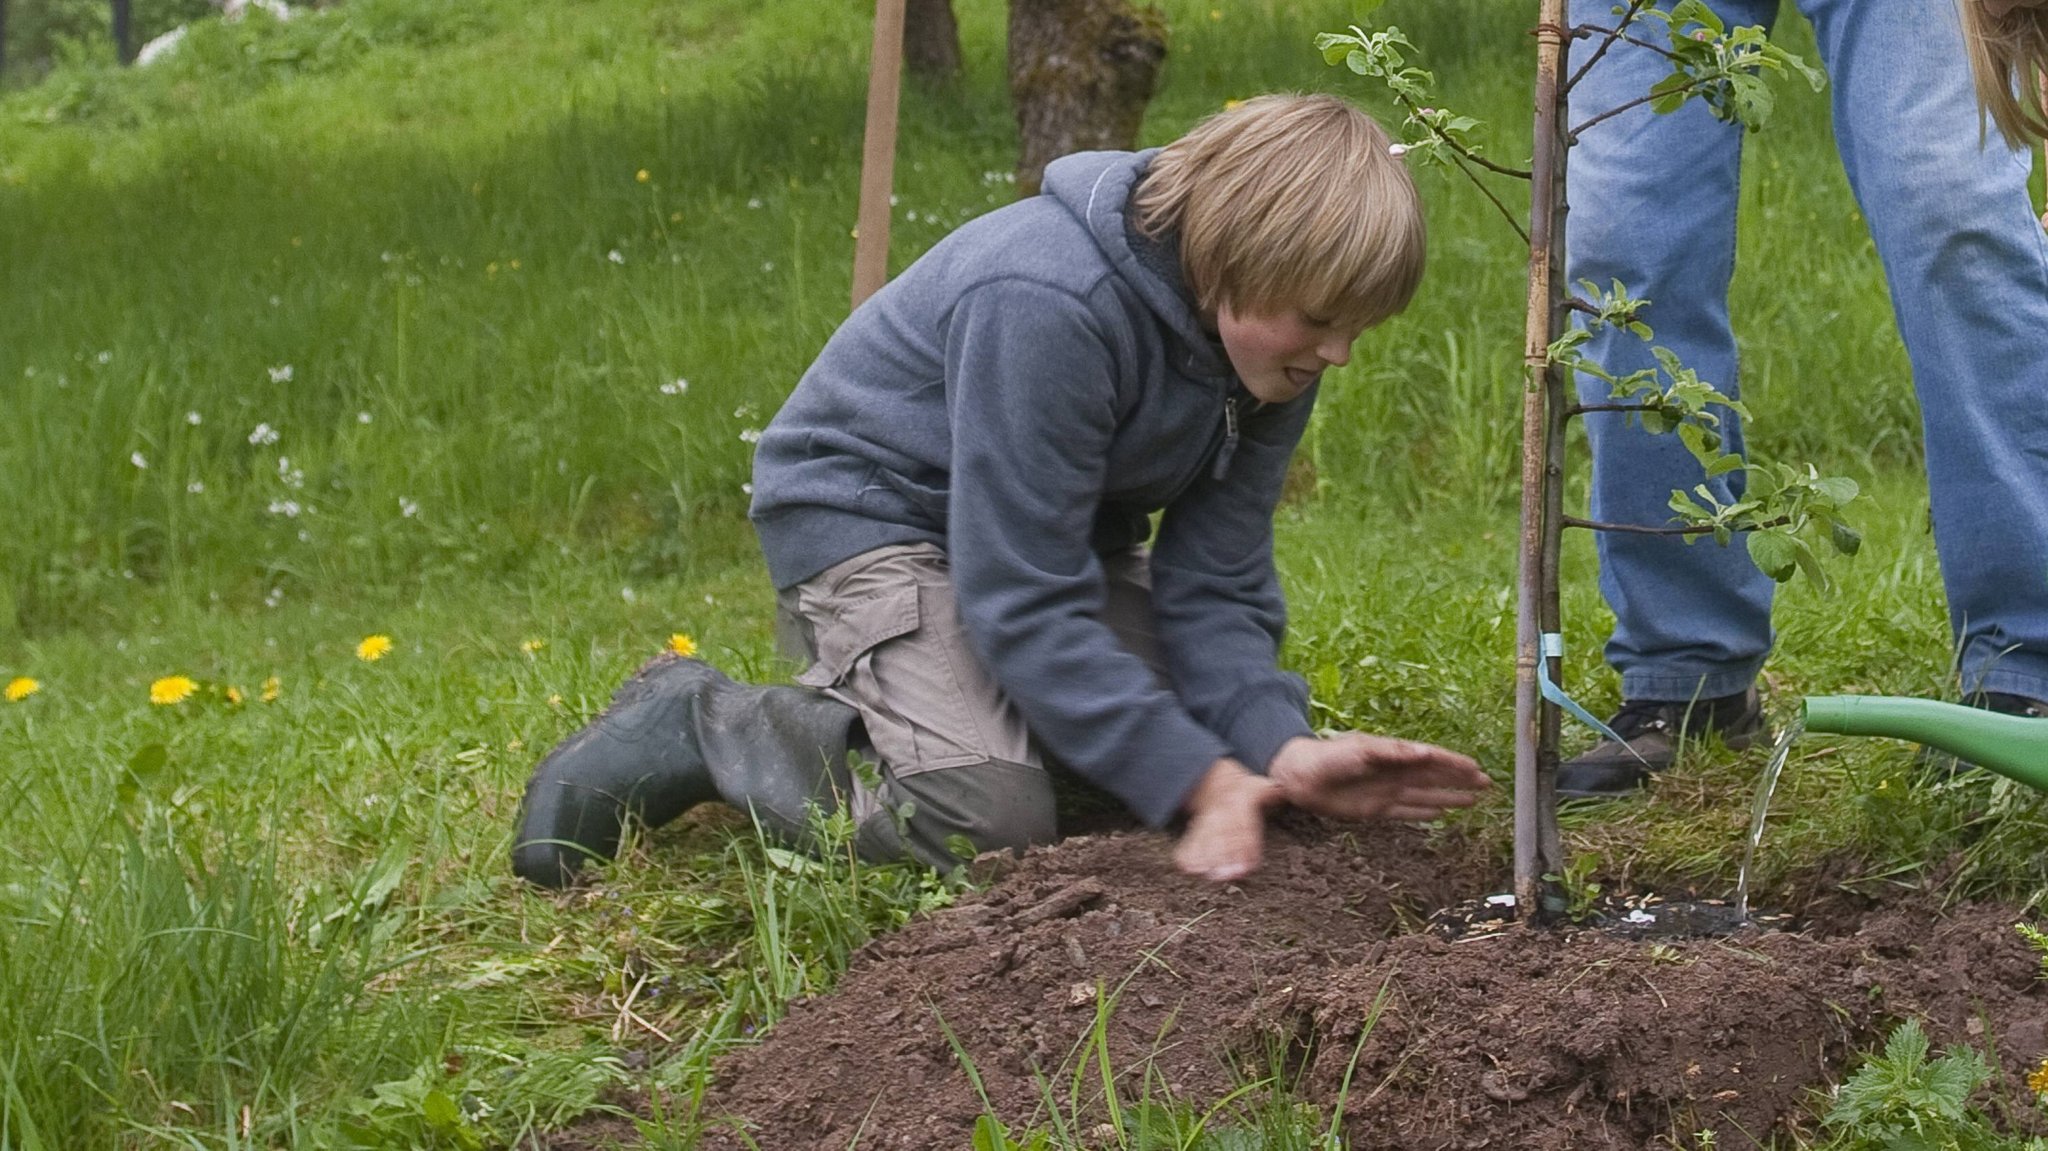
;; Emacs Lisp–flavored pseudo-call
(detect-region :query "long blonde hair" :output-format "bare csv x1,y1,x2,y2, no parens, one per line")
1132,94,1426,332
1960,0,2048,146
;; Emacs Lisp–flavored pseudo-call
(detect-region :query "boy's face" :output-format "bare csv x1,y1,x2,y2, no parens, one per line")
1213,302,1366,404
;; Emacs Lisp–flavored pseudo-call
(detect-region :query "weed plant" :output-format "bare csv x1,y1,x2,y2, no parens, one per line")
2,0,2046,1144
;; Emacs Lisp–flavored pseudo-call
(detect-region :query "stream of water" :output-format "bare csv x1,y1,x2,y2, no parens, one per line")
1734,718,1805,922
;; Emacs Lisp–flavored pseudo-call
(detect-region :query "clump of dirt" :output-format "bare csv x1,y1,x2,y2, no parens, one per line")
551,817,2048,1150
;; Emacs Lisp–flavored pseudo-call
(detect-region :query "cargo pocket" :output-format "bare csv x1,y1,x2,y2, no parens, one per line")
793,585,922,690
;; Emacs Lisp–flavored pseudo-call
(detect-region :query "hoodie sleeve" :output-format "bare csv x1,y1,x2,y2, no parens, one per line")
943,279,1232,827
1148,390,1318,773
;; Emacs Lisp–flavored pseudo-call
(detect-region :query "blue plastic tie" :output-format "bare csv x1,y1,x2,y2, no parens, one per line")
1537,633,1649,768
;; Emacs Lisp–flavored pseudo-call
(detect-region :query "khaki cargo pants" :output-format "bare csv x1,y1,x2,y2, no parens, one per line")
776,542,1165,869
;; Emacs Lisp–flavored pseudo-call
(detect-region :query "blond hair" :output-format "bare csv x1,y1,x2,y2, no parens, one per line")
1132,93,1426,331
1960,0,2048,147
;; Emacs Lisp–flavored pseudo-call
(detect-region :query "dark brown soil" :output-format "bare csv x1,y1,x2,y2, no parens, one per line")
548,817,2048,1150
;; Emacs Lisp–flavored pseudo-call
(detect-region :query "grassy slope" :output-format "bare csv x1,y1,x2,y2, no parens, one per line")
1,0,2043,1145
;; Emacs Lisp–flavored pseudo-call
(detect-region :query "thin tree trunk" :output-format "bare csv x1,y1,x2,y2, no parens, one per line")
1514,0,1570,923
1007,0,1166,196
904,0,961,83
111,0,133,64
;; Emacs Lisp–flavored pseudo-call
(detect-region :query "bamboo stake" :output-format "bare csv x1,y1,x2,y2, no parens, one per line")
1514,0,1571,921
852,0,908,310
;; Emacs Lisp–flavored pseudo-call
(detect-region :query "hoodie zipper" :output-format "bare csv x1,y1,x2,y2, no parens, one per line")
1211,392,1242,481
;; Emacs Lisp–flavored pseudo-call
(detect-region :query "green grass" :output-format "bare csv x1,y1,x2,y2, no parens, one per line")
2,0,2045,1145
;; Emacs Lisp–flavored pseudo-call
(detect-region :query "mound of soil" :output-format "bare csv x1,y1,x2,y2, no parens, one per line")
555,818,2048,1149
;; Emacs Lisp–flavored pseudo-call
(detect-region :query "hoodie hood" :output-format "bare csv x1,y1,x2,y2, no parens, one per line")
1040,150,1231,378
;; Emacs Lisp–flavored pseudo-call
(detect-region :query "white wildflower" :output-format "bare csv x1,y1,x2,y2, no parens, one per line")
398,497,419,518
738,428,762,444
130,452,148,469
356,411,372,424
660,378,689,396
249,423,280,446
607,249,626,265
746,197,763,209
267,499,301,517
185,410,202,425
187,480,205,494
96,350,112,365
268,364,293,383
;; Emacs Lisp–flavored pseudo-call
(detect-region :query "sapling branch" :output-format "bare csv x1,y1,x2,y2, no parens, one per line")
1446,148,1532,244
1563,514,1792,536
1567,402,1656,416
1563,0,1657,94
1570,82,1706,142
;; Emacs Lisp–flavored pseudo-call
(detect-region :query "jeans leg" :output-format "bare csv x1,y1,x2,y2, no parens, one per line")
1566,0,1779,701
1801,0,2048,701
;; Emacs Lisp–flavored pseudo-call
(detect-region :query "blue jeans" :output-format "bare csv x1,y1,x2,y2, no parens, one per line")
1567,0,2048,703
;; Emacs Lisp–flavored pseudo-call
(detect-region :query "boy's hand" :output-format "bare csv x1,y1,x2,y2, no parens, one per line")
1268,734,1489,822
1174,757,1283,883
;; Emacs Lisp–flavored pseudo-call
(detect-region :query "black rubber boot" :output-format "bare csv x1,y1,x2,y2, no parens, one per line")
511,654,860,888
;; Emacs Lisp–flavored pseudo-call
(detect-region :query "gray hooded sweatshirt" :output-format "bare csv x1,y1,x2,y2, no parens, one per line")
750,149,1314,827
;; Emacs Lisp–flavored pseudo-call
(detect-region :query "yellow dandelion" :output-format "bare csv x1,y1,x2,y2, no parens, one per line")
224,685,245,705
521,638,546,654
509,259,521,270
636,169,651,183
2029,1059,2048,1096
547,693,564,709
356,634,394,662
667,633,698,658
1209,7,1222,18
150,675,198,706
5,677,39,703
262,676,281,703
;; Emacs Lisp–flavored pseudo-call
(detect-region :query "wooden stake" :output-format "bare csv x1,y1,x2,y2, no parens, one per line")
1514,0,1571,922
852,0,908,310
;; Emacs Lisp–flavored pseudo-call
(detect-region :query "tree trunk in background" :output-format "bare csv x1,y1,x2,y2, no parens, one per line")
111,0,133,64
1007,0,1166,196
904,0,961,83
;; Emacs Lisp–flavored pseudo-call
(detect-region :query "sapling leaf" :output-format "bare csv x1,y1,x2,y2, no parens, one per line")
1830,520,1863,556
1669,489,1713,521
1814,476,1860,505
1791,535,1830,590
1705,452,1745,478
1677,422,1715,466
1670,0,1727,35
1748,530,1799,582
1649,71,1694,114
